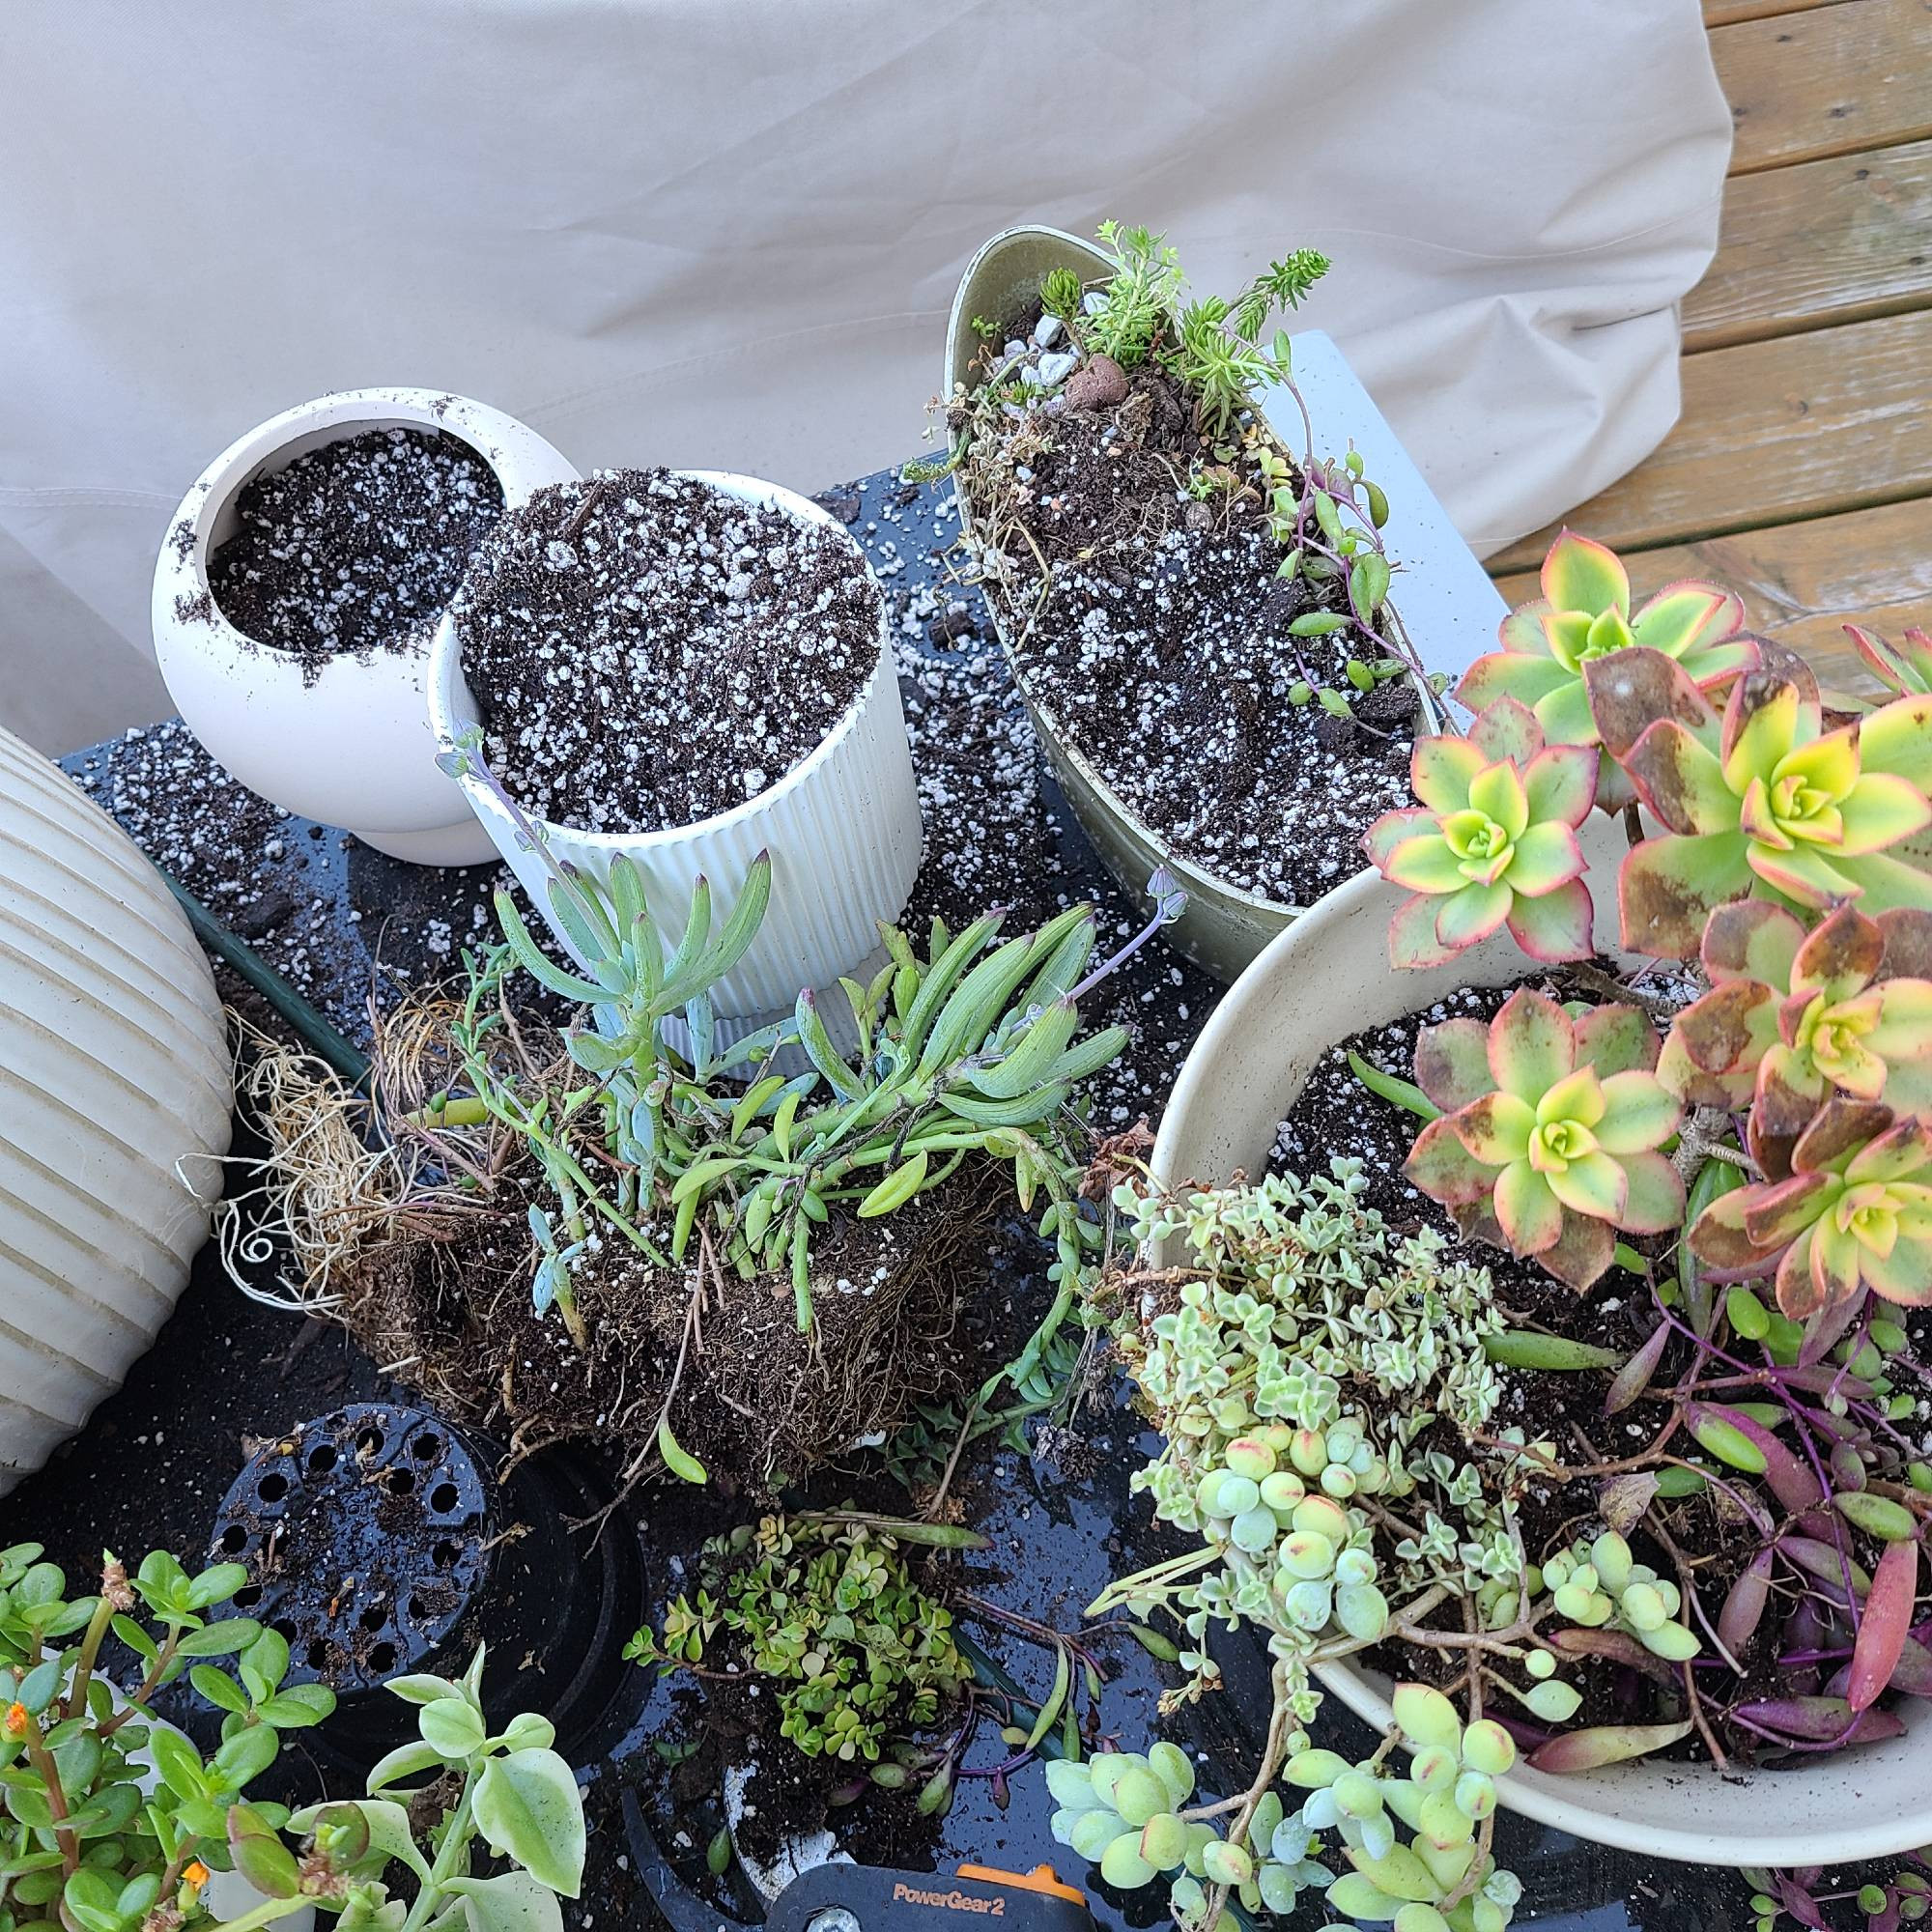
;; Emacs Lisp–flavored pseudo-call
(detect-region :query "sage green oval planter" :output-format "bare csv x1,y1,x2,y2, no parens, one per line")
945,223,1500,982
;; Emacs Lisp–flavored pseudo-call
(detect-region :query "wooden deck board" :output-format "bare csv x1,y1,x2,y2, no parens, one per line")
1488,310,1932,570
1705,0,1849,25
1714,0,1932,174
1684,136,1932,348
1491,497,1932,697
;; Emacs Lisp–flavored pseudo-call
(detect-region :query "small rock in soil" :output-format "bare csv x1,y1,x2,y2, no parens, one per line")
1064,354,1127,411
207,427,503,684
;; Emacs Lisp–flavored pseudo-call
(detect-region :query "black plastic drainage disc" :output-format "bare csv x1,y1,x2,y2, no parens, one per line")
208,1403,491,1694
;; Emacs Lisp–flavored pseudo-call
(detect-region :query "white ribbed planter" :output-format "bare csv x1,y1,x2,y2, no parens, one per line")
429,470,923,1025
152,388,580,865
0,726,232,1495
1150,823,1932,1868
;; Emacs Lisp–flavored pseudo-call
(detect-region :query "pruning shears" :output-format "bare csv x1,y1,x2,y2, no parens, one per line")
623,1790,1094,1932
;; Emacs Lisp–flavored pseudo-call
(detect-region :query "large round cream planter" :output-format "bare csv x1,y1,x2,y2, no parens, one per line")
1150,821,1932,1868
0,726,232,1494
153,389,580,866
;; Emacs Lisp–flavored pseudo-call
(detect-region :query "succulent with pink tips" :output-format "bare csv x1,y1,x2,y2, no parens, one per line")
1455,531,1752,793
1583,648,1932,959
1404,988,1685,1289
1361,698,1598,969
1659,900,1932,1148
1845,621,1932,699
1689,1096,1932,1320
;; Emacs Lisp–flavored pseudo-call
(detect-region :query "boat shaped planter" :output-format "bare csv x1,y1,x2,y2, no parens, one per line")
946,223,1503,981
153,388,580,866
1149,819,1932,1868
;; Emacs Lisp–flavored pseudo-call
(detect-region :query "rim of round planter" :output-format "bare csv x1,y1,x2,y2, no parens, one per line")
944,221,1446,985
153,387,579,865
1148,829,1932,1869
427,469,894,856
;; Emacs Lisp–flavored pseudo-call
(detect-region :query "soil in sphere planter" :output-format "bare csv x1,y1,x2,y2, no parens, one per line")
450,469,879,836
202,426,504,684
207,1403,641,1762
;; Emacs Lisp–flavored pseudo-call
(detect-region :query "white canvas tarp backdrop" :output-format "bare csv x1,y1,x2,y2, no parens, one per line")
0,0,1732,756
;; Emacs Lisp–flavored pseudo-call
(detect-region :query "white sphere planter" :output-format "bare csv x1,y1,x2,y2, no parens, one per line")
0,724,231,1494
429,470,924,1027
152,389,580,865
1150,823,1932,1868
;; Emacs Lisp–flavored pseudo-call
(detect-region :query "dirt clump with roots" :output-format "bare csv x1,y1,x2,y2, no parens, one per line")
223,1002,1000,1494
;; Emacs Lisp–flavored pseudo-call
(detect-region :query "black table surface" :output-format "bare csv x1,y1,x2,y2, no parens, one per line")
22,464,1773,1932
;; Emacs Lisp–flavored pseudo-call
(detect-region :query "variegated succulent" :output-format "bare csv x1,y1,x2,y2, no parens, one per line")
1456,530,1751,800
1584,648,1932,959
1689,1098,1932,1319
1405,989,1684,1289
1362,697,1599,968
1659,900,1932,1157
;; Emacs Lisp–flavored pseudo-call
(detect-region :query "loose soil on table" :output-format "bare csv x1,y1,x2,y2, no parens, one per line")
961,335,1416,908
453,469,879,834
1267,971,1822,1764
207,426,502,682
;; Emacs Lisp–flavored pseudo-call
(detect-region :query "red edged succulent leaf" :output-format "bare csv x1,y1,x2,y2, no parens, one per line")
1847,623,1932,700
1848,1538,1920,1715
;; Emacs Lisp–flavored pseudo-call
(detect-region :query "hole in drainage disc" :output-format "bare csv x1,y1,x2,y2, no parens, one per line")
234,1585,262,1608
367,1641,397,1674
411,1434,441,1462
305,1640,330,1672
217,1524,248,1554
429,1482,460,1514
408,1595,429,1621
360,1605,386,1633
386,1468,415,1497
271,1618,298,1640
432,1540,459,1570
258,1473,289,1503
306,1443,339,1474
355,1426,384,1459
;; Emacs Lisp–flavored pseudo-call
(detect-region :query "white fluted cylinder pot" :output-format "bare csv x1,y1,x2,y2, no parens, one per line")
429,470,924,1025
0,726,232,1494
153,388,581,865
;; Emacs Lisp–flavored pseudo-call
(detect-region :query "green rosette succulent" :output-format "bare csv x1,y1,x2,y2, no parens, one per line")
1456,530,1751,781
1362,697,1599,969
1659,900,1932,1153
1585,648,1932,959
1405,989,1684,1289
1690,1098,1932,1320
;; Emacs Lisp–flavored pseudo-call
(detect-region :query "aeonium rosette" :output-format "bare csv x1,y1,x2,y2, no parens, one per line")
1456,529,1750,803
1659,900,1932,1164
1689,1098,1932,1320
1362,697,1598,969
1404,989,1684,1289
1583,647,1932,959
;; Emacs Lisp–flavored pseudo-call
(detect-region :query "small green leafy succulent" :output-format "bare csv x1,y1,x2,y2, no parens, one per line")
1363,697,1599,968
1457,530,1752,772
0,1546,335,1932
625,1515,974,1765
1846,621,1932,699
1585,647,1932,958
250,1645,585,1932
1404,989,1684,1290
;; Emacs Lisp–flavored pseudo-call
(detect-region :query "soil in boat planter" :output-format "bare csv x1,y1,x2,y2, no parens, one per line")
1270,971,1932,1764
962,338,1416,907
453,469,878,832
205,426,503,682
